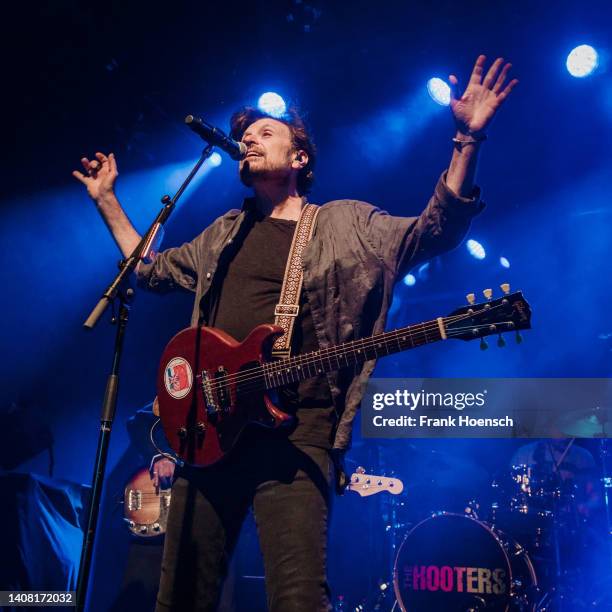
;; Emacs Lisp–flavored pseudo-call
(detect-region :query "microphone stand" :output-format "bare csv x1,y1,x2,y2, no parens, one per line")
76,144,214,611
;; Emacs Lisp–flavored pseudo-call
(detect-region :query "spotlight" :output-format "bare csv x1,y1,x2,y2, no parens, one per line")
209,152,222,167
500,256,510,268
467,239,486,260
427,78,451,106
566,45,599,78
403,273,416,286
257,92,287,117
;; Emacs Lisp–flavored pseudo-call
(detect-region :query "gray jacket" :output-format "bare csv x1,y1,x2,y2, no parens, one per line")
137,171,483,450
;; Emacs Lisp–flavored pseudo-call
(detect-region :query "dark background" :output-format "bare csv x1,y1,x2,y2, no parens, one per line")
1,0,611,608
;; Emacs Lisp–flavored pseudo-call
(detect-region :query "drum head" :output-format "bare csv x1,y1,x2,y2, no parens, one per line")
394,513,526,612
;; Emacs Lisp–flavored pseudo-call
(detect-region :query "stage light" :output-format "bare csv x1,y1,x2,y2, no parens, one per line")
500,256,510,268
257,92,287,117
566,45,599,78
467,239,486,260
403,273,416,286
209,152,222,167
427,78,451,106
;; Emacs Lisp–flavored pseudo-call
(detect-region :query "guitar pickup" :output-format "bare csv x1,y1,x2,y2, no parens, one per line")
202,367,231,416
213,367,231,412
126,489,142,511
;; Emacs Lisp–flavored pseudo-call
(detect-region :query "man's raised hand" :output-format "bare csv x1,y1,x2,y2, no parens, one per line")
72,152,118,202
449,55,518,137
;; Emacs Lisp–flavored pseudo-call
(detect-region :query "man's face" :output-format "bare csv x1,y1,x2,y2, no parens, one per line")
238,118,296,187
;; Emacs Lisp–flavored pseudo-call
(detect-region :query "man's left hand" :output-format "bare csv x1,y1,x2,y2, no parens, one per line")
449,55,518,136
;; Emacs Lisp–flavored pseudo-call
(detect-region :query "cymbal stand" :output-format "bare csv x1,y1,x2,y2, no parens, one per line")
543,440,576,612
600,439,612,572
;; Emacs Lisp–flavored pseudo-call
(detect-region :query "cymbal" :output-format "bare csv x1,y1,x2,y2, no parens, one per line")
557,406,612,437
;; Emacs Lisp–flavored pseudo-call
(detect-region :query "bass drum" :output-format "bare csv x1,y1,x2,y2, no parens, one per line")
393,512,537,612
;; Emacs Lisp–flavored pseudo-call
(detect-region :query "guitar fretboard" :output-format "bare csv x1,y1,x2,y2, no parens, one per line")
261,318,444,390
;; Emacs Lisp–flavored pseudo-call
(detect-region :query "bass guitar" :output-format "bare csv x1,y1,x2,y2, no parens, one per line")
122,466,403,537
123,466,172,537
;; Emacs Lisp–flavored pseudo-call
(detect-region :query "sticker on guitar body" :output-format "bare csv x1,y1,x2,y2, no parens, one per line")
164,357,193,399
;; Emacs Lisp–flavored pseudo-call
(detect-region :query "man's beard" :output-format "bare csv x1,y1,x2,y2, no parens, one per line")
239,159,290,188
239,159,260,187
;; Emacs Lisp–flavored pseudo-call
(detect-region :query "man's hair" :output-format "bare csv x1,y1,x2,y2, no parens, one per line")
229,106,316,195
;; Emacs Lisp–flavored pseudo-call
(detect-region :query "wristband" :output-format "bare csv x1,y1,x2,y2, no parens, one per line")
452,133,487,151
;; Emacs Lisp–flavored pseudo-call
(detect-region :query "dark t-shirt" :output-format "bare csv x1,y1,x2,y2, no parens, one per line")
209,212,336,448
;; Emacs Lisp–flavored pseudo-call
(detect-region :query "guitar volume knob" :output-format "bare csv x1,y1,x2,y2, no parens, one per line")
177,427,188,439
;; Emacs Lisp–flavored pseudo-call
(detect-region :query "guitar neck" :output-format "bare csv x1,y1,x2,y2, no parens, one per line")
263,317,445,390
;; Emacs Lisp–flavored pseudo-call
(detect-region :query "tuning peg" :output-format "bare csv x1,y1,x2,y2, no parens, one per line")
483,288,493,300
500,283,510,295
480,338,489,350
466,293,476,305
497,334,506,348
515,331,523,344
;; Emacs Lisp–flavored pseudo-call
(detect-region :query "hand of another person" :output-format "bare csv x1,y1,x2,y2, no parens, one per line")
150,457,176,489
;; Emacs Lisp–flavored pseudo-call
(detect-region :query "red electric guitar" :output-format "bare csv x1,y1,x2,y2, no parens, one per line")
157,287,531,467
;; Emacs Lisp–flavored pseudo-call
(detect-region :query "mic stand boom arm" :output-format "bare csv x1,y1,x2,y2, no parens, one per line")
76,144,214,611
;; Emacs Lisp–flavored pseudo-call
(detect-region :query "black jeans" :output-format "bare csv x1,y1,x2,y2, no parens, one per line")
155,430,334,612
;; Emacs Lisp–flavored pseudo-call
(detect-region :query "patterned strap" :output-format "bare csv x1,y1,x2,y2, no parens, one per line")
271,203,320,358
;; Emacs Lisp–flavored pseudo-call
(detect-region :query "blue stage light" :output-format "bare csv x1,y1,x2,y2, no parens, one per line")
500,256,510,268
257,92,287,117
209,152,222,167
427,78,451,106
566,45,599,78
467,239,486,260
403,273,416,286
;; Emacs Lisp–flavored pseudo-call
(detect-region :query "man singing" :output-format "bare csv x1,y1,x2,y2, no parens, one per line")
74,56,517,611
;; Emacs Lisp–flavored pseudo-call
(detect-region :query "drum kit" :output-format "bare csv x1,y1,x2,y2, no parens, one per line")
350,441,612,612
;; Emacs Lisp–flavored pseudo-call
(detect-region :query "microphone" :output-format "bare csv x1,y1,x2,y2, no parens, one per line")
185,115,247,161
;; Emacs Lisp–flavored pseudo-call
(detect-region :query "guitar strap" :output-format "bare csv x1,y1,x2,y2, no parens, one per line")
271,203,320,359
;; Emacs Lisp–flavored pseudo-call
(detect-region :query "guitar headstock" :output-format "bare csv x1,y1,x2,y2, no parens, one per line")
445,284,531,348
347,469,404,497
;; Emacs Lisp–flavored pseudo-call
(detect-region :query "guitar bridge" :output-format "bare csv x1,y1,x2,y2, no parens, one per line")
202,370,219,417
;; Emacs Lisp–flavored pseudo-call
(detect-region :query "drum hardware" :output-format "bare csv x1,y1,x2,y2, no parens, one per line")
599,440,612,573
465,498,481,519
350,441,611,610
466,596,487,612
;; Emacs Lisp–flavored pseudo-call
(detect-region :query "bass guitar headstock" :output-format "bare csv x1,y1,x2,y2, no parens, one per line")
347,467,404,497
